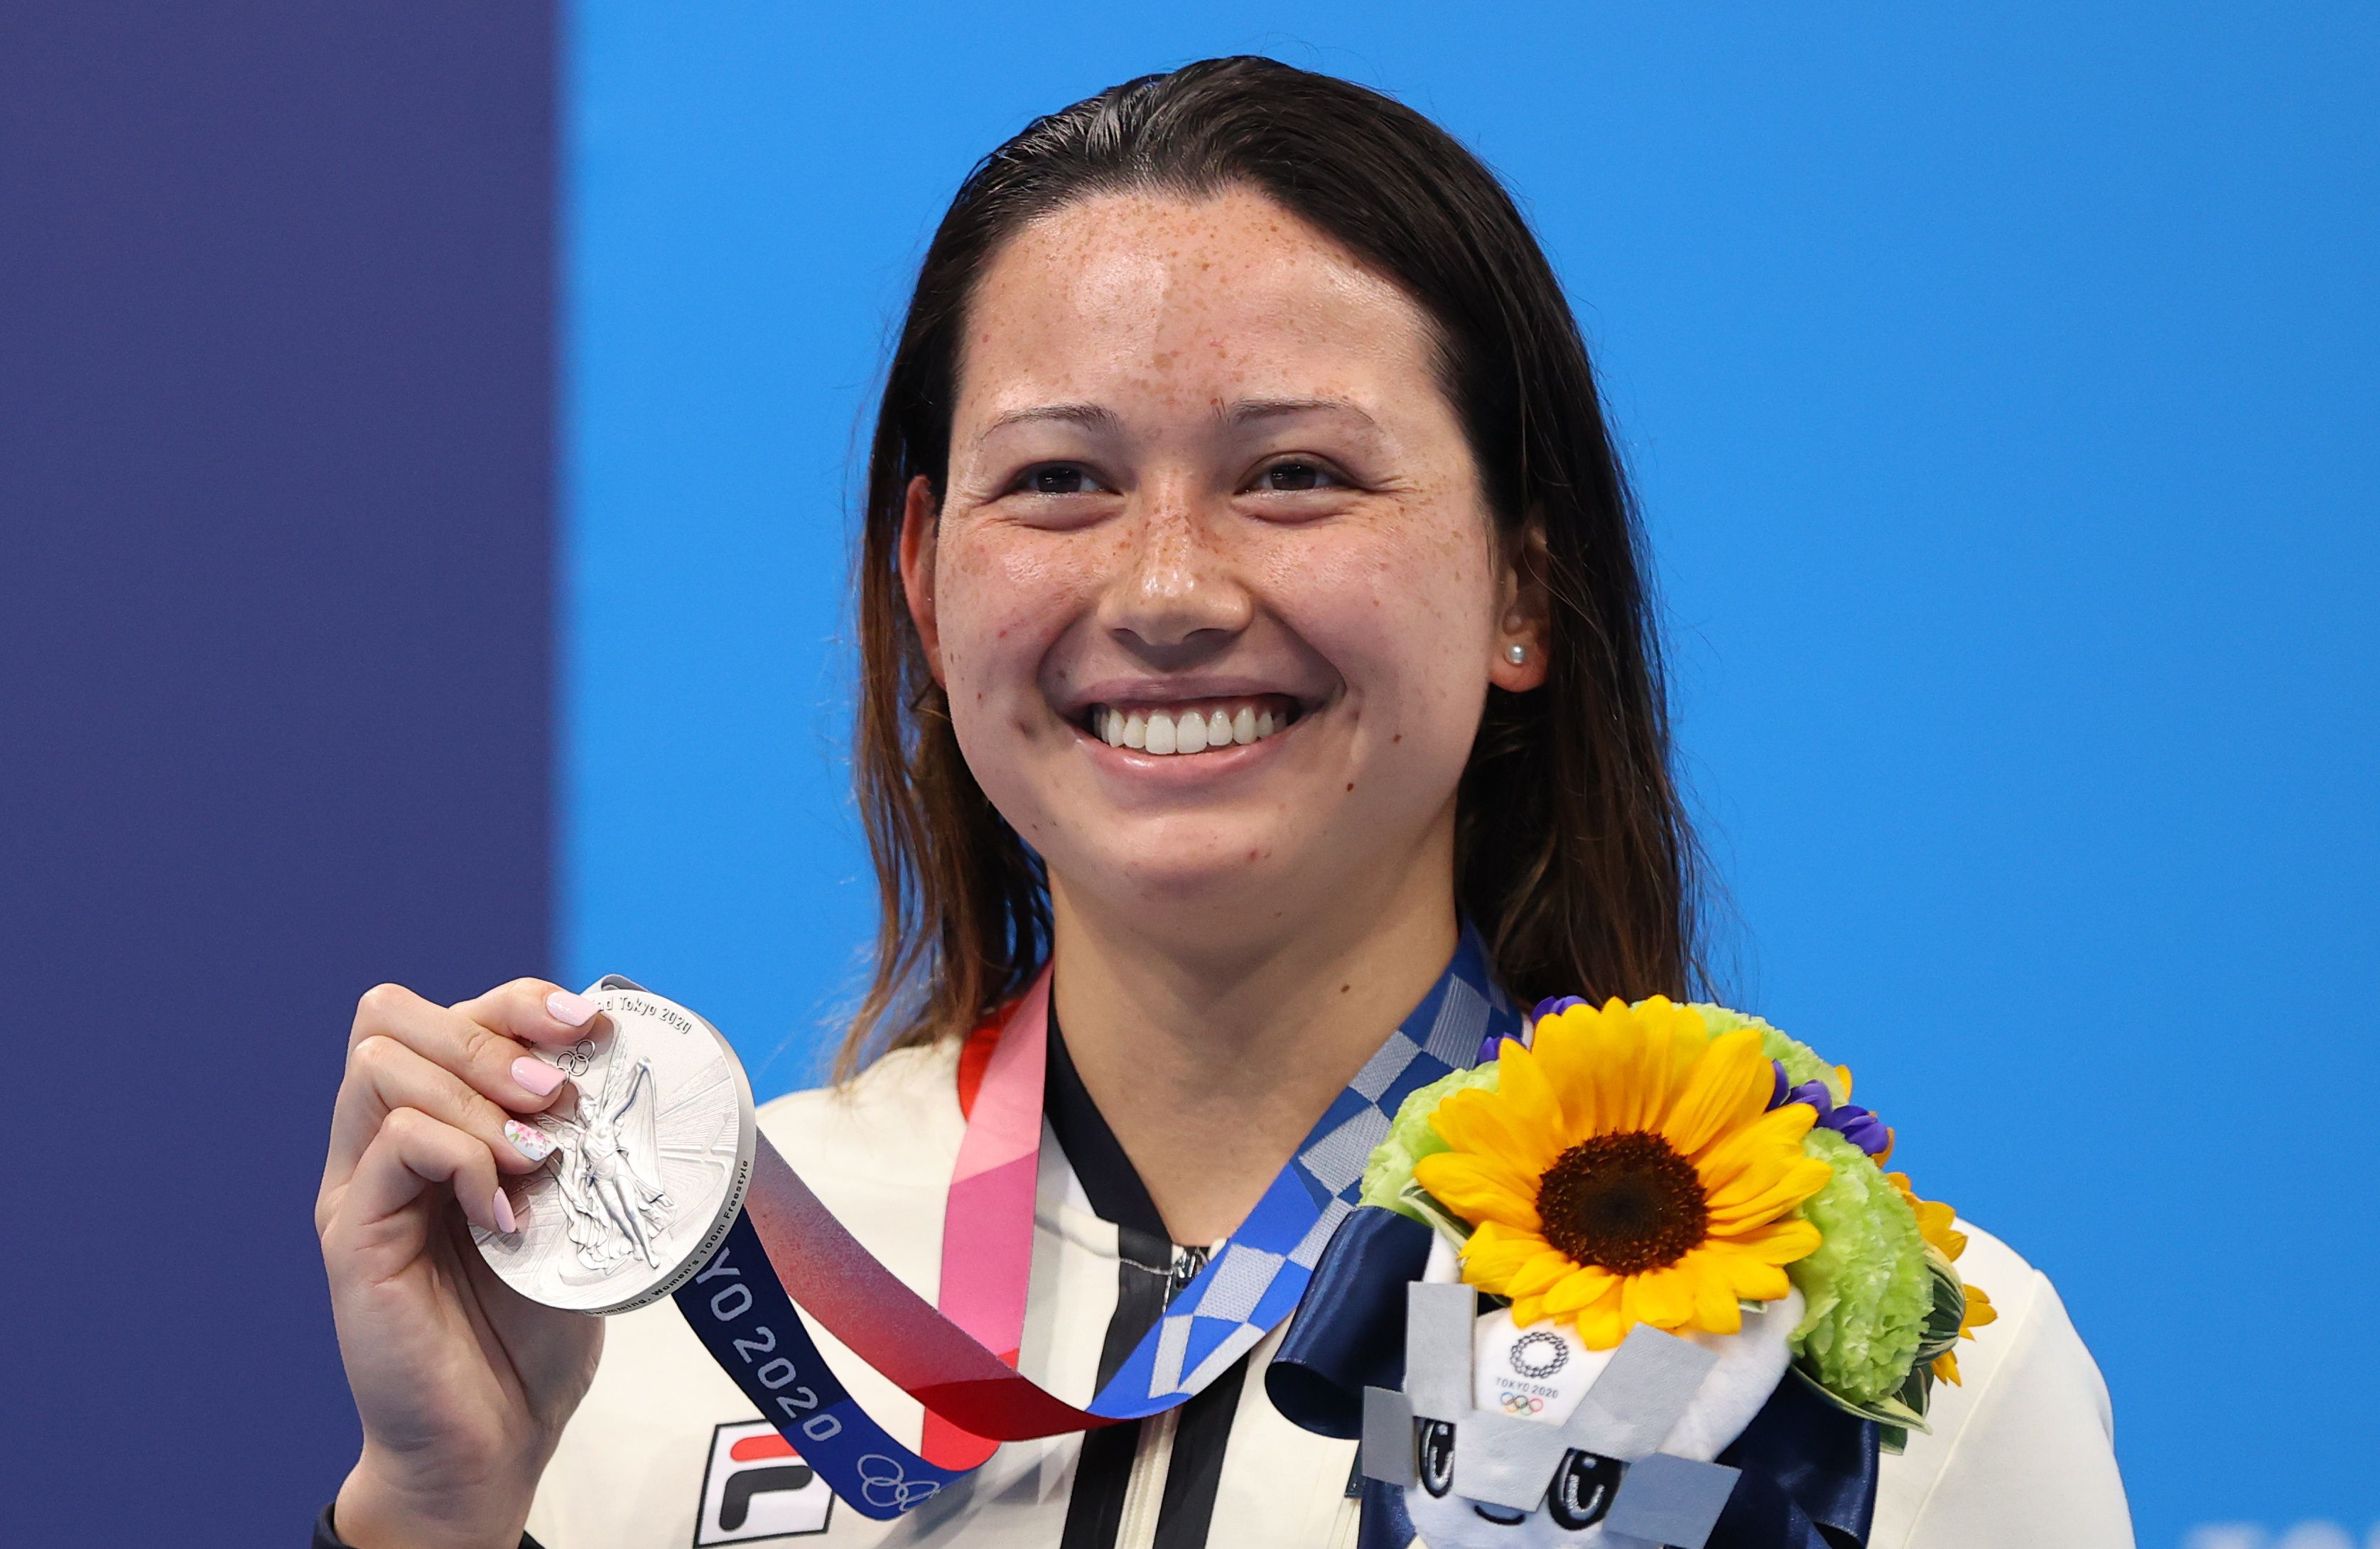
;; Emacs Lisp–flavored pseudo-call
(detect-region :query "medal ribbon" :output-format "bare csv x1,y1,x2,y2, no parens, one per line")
674,929,1516,1519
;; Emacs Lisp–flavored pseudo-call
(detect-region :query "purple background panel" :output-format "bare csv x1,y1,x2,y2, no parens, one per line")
1,5,555,1540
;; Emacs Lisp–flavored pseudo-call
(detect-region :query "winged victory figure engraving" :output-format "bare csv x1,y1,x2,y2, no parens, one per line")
546,1050,673,1270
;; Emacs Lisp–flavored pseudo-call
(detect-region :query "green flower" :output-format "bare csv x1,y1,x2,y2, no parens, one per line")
1687,1003,1846,1104
1359,1062,1503,1226
1786,1127,1930,1405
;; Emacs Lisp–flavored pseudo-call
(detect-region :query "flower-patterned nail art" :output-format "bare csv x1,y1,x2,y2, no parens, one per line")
504,1118,558,1165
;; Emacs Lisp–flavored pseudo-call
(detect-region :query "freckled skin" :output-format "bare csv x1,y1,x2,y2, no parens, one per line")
902,188,1547,955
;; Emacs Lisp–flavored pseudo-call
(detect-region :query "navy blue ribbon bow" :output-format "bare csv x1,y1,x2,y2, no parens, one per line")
1267,1207,1880,1549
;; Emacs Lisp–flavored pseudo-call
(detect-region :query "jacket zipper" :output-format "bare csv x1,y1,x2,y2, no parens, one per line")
1116,1406,1179,1549
1164,1243,1211,1304
1116,1244,1211,1548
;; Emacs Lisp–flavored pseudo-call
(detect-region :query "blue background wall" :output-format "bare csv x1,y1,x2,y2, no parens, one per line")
565,6,2376,1548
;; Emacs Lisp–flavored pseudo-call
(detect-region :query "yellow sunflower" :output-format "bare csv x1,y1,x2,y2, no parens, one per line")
1887,1170,1998,1383
1413,996,1837,1349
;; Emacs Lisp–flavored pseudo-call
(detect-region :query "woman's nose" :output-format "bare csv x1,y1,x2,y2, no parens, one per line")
1098,483,1253,655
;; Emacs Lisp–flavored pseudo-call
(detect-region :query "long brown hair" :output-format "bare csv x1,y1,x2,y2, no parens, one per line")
841,57,1702,1079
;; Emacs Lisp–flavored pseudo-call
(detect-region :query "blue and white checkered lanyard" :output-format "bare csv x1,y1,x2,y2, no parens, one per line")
1100,926,1518,1408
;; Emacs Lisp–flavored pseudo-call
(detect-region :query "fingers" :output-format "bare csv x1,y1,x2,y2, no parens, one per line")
324,975,605,1234
347,981,588,1114
450,976,607,1050
329,1032,563,1187
337,1105,512,1238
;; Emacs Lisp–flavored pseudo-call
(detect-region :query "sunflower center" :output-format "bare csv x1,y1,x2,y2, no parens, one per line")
1535,1130,1710,1275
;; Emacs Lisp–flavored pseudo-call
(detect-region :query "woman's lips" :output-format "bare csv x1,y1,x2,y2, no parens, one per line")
1084,695,1302,756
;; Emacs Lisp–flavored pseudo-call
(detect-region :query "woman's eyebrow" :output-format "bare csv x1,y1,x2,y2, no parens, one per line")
975,402,1120,443
973,396,1378,446
1224,396,1380,429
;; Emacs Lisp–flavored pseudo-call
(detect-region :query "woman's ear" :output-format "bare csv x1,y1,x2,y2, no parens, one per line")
898,475,946,686
1488,512,1552,693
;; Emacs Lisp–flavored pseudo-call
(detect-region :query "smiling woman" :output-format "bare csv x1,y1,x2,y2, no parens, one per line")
314,56,2128,1549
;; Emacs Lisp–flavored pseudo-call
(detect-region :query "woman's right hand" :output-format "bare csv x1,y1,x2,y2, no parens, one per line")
317,978,609,1549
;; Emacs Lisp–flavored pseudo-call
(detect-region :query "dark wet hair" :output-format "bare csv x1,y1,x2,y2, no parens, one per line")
843,55,1702,1076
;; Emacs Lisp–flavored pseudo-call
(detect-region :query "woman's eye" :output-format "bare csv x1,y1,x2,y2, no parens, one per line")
1256,460,1337,492
1022,465,1100,495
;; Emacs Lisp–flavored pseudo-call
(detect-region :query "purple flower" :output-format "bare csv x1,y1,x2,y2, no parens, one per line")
1829,1105,1892,1155
1481,995,1590,1062
1773,1072,1891,1157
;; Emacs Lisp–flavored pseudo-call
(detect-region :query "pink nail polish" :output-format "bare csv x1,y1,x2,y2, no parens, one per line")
546,989,598,1027
504,1118,558,1164
512,1056,566,1096
492,1187,518,1234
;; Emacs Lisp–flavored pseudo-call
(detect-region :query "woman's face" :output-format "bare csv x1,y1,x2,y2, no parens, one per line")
903,186,1543,942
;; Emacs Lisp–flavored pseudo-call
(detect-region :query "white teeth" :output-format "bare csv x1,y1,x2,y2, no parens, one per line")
1094,700,1296,757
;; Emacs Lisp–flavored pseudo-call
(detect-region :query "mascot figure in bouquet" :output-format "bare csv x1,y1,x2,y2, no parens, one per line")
1366,1235,1799,1548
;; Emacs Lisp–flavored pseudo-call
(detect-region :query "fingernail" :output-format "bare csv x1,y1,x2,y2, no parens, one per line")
504,1118,557,1164
492,1187,519,1234
546,989,599,1027
512,1057,566,1096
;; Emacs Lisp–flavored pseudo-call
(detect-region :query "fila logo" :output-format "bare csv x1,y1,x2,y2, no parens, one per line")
694,1420,834,1545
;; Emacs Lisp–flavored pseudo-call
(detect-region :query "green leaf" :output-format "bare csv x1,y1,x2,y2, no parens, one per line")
1395,1180,1473,1246
1914,1248,1969,1363
1897,1356,1937,1420
1787,1361,1934,1435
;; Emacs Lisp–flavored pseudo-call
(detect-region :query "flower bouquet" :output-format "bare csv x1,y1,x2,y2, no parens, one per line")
1361,995,1996,1450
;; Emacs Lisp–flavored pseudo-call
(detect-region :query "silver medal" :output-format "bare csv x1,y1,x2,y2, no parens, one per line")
474,977,757,1315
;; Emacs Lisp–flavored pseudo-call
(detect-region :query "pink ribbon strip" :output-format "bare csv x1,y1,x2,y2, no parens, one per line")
740,1120,1125,1442
921,971,1050,1465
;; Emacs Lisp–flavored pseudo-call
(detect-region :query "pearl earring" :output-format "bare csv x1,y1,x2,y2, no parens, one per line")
1505,643,1527,664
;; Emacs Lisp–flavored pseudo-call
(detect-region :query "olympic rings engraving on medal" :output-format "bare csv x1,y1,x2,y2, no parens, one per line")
1508,1329,1569,1379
